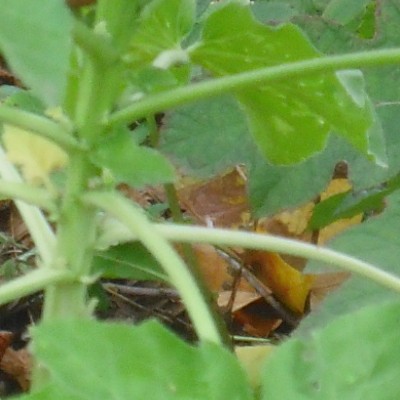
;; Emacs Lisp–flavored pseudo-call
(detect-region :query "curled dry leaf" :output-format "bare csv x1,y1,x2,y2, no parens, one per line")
243,251,315,314
0,347,31,391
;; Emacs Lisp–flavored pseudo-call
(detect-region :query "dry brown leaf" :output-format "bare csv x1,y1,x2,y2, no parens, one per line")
187,244,233,292
234,307,282,337
218,290,260,312
0,347,31,391
308,271,351,311
178,168,250,228
0,332,12,361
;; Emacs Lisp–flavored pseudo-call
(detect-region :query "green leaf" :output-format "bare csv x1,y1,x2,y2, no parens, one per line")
1,88,45,114
160,95,386,217
91,128,175,187
196,0,212,17
96,0,146,51
301,190,400,331
160,95,257,177
323,0,372,25
190,2,375,165
262,301,400,399
32,319,252,400
92,242,168,281
0,0,73,105
308,191,352,230
125,0,196,69
14,384,82,400
309,173,400,230
251,2,298,23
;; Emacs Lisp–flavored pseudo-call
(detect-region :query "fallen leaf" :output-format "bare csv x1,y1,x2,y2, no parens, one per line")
235,345,275,389
2,125,68,186
178,167,250,228
0,347,31,391
0,331,12,361
218,290,260,312
308,271,351,311
243,251,315,314
318,178,363,244
234,306,282,337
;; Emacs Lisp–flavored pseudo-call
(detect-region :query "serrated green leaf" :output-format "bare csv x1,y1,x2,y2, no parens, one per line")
92,242,168,281
32,320,252,400
190,2,375,165
91,128,175,187
126,0,196,69
160,95,257,177
0,0,73,106
262,301,400,399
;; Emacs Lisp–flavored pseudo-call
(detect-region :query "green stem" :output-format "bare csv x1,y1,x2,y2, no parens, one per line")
0,269,74,307
109,48,400,126
0,147,55,263
41,53,111,322
163,182,232,347
83,191,224,345
146,114,160,147
72,20,118,66
0,180,56,212
0,104,81,151
160,225,400,293
96,221,400,293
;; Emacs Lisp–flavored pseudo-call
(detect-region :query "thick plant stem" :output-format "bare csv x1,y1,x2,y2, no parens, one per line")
41,53,110,322
83,191,224,345
41,151,97,321
109,48,400,126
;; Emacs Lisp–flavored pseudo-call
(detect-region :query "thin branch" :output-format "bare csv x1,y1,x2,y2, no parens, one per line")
0,104,81,151
0,180,56,212
95,219,400,293
0,268,74,307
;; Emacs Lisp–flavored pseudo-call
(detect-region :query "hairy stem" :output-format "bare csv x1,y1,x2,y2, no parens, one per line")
109,48,400,126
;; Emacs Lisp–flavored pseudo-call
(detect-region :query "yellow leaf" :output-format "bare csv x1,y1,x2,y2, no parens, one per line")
2,125,68,185
235,345,275,389
244,251,315,314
